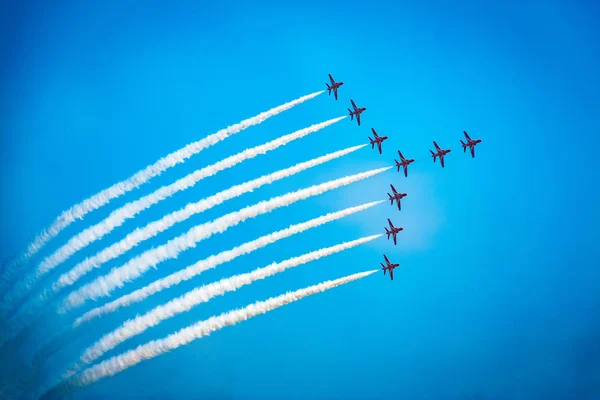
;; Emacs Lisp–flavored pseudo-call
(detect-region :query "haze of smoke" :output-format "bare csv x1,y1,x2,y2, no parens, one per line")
0,90,324,297
74,200,384,327
0,115,344,322
62,270,378,391
67,235,381,375
26,202,383,367
58,166,391,313
0,143,363,343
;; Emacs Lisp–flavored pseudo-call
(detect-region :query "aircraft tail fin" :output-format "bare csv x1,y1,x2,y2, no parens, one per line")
348,109,353,120
430,150,436,162
460,140,466,152
369,137,374,148
394,160,400,171
381,263,386,275
387,193,393,204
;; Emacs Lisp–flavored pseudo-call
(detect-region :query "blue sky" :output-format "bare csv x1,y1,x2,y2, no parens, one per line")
1,1,599,399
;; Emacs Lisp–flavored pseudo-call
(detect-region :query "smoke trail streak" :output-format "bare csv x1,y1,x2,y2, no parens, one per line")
58,166,391,314
0,91,324,296
0,116,344,321
0,144,364,342
59,270,377,392
73,200,383,327
26,203,383,369
67,235,381,374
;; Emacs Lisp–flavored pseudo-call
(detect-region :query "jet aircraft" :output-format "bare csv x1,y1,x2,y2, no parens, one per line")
394,150,415,177
325,74,344,100
380,254,400,281
387,184,407,211
369,128,388,154
430,141,452,168
460,131,482,158
348,99,366,126
385,218,404,245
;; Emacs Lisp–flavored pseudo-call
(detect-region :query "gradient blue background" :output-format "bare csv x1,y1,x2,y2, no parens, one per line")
1,1,599,399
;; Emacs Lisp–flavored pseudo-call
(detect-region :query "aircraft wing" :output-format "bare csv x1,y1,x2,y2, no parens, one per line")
388,218,394,228
389,269,394,281
440,156,445,168
393,234,397,246
377,141,382,154
334,88,338,100
371,128,378,138
463,131,471,141
433,141,441,151
403,165,408,177
350,99,357,109
329,74,335,84
390,184,398,195
383,254,391,265
398,150,405,160
397,199,401,211
470,145,475,158
357,113,361,126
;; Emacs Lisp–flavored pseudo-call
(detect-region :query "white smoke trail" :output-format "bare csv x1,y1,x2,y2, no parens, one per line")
65,269,377,390
0,144,365,342
0,116,344,321
67,235,381,375
74,200,384,327
0,90,324,296
58,166,391,313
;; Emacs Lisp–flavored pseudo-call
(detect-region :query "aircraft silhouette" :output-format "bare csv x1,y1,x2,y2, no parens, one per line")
387,184,407,211
380,254,400,281
348,99,366,126
460,131,482,158
385,218,404,245
326,74,344,100
430,141,452,168
369,128,388,154
394,150,415,177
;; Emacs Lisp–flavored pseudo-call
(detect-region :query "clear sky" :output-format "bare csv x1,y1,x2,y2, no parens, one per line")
1,1,599,399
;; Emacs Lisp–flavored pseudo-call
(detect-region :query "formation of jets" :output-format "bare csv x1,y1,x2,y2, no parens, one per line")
325,74,484,281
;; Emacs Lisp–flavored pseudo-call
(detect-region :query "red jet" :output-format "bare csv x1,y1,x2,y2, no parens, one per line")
326,74,344,100
394,150,415,177
348,99,366,126
385,218,404,245
369,128,388,154
460,131,482,158
387,184,407,210
430,141,452,168
380,254,400,281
